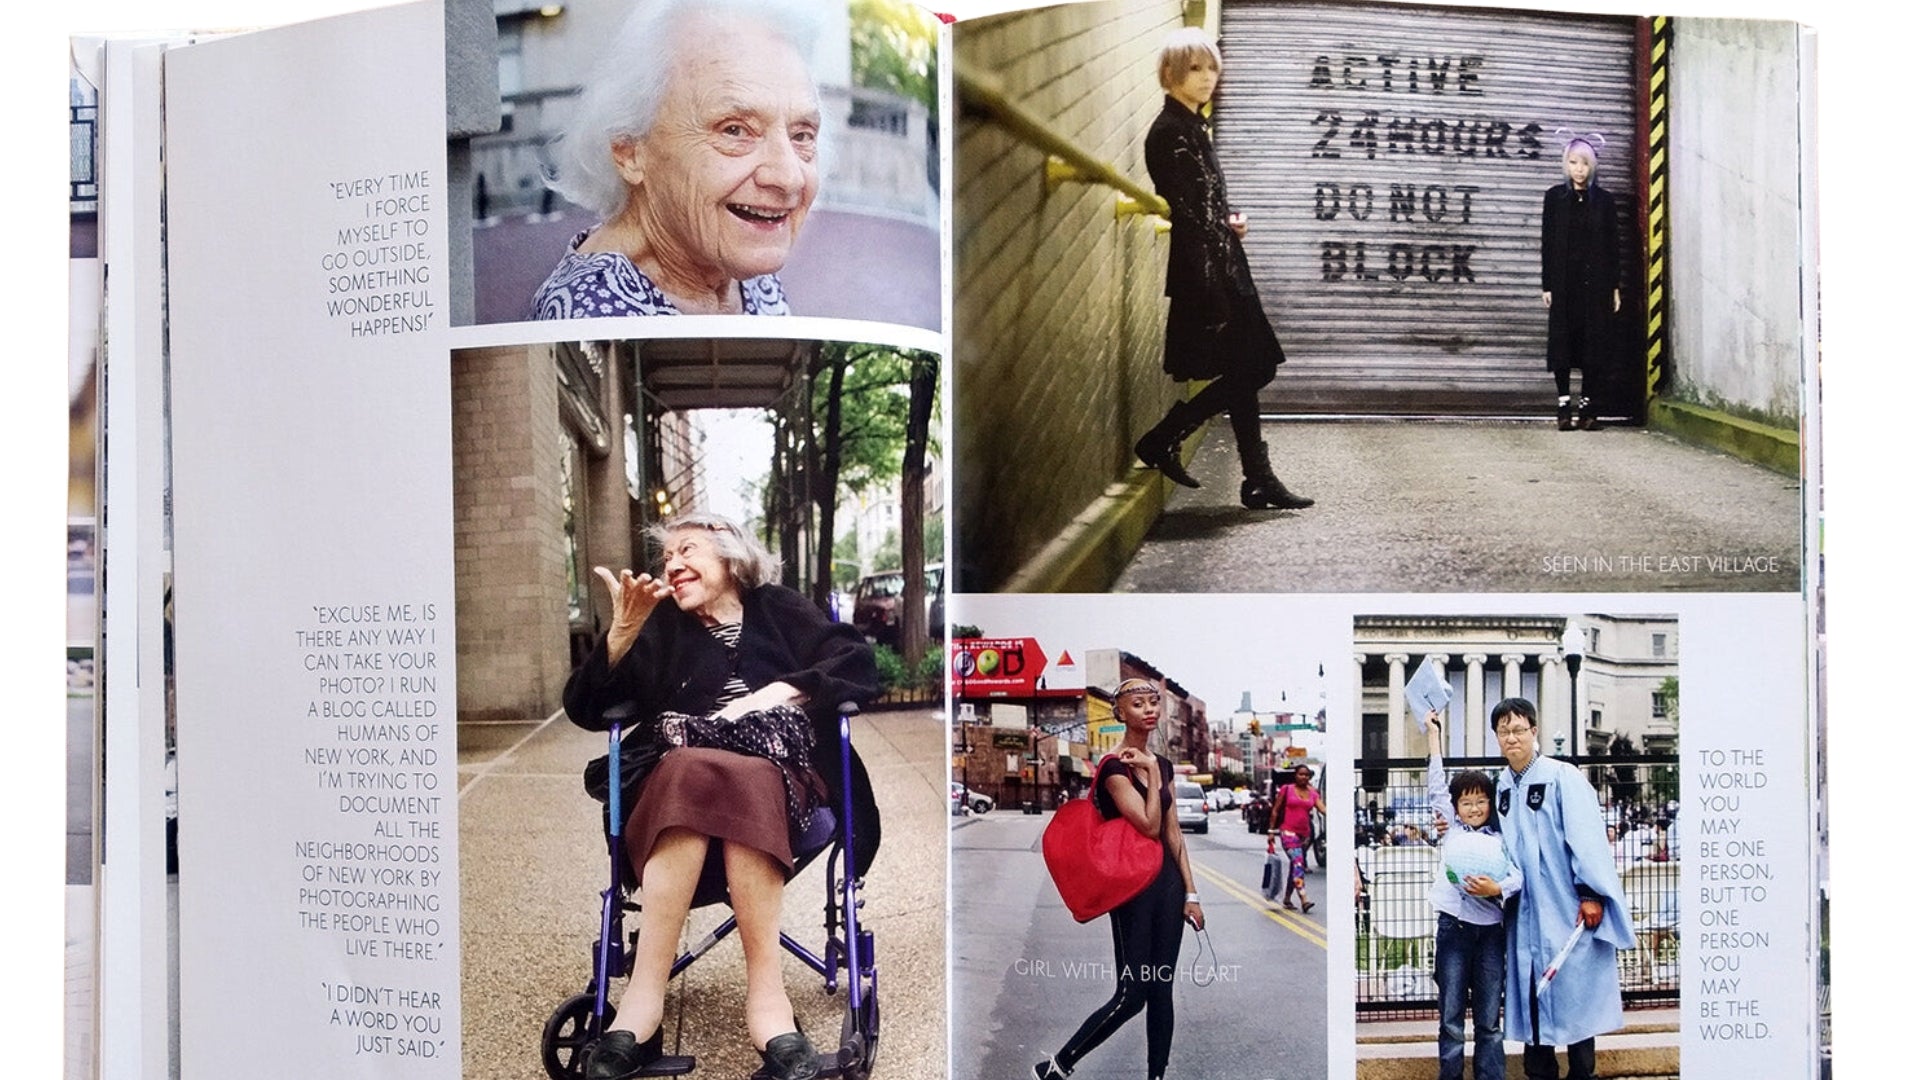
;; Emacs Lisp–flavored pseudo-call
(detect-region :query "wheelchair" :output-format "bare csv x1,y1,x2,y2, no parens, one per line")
540,702,880,1080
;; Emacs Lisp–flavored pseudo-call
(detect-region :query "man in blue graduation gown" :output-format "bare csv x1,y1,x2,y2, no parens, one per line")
1491,698,1635,1080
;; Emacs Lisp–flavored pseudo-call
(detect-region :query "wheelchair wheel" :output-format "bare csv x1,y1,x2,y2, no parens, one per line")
834,980,879,1079
541,992,608,1080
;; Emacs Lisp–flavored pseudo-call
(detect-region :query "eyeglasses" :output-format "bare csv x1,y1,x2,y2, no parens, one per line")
1494,726,1534,740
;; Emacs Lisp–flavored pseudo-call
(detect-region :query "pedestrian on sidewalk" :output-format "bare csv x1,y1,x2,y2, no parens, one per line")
1423,712,1523,1080
1266,763,1326,913
1034,678,1205,1080
1540,134,1622,430
1131,27,1313,511
1491,698,1635,1080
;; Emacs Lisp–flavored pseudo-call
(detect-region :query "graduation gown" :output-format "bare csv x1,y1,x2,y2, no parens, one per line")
1496,754,1636,1046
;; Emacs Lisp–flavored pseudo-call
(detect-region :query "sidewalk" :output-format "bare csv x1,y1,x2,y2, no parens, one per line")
1110,419,1801,593
1356,1008,1680,1080
457,704,947,1079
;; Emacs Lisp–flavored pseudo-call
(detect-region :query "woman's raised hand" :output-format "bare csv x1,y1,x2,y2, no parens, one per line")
594,565,672,663
1114,746,1157,781
1425,710,1442,741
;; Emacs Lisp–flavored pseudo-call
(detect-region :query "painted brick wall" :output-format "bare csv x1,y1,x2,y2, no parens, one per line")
452,345,574,722
1667,19,1805,428
955,0,1185,591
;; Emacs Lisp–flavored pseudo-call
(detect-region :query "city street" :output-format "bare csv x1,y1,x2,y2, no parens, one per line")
1114,419,1802,593
953,811,1328,1080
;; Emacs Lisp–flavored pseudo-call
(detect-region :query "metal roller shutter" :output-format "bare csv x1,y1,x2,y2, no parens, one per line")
1213,1,1640,415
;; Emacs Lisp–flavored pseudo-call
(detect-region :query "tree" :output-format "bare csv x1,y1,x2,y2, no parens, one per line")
896,347,940,669
804,343,915,607
849,0,937,111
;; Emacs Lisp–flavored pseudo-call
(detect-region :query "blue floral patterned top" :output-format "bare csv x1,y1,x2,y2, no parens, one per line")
531,230,790,319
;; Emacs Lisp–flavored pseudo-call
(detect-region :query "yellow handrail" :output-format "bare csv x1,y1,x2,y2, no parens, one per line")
957,60,1169,221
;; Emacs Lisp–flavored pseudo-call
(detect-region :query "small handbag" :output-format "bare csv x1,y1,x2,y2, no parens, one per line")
1041,756,1163,923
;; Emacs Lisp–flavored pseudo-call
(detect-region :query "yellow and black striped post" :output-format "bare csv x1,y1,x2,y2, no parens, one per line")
1645,16,1673,405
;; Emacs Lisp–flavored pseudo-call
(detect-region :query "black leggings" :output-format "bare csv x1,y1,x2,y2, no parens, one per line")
1185,368,1271,459
1056,850,1184,1078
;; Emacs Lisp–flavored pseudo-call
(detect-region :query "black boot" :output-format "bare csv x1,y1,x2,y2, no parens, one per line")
1238,440,1313,510
1133,400,1208,488
1576,396,1601,430
1556,398,1575,431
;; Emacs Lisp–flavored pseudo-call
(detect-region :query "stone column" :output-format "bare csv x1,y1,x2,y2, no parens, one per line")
1463,654,1488,756
1353,653,1368,733
1500,653,1525,700
1538,654,1564,753
1385,654,1410,758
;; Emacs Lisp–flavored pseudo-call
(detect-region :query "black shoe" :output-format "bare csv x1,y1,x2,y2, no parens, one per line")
1241,477,1313,510
1134,432,1202,488
583,1028,694,1079
1134,401,1209,488
759,1031,822,1080
1557,402,1575,430
1033,1057,1071,1080
1577,399,1602,430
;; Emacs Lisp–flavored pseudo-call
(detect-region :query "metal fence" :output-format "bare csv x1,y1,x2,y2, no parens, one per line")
1353,754,1680,1020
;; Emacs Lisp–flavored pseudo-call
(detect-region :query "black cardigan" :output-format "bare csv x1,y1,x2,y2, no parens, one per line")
564,584,883,873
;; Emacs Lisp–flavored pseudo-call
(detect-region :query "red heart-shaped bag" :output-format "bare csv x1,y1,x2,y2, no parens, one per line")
1041,757,1163,922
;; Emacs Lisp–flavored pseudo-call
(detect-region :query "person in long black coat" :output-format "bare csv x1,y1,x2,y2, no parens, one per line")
1131,28,1312,511
1540,137,1622,430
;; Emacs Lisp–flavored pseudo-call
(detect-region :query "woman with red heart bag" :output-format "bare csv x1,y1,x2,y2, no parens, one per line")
1034,679,1205,1080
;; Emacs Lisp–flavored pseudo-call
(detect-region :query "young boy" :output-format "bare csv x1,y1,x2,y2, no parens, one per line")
1425,712,1522,1080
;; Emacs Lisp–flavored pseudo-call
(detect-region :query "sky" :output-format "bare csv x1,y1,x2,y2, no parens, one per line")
957,593,1346,718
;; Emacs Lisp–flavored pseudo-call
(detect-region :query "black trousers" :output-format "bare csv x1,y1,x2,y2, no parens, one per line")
1184,369,1270,464
1522,1038,1596,1080
1523,966,1597,1080
1056,849,1184,1077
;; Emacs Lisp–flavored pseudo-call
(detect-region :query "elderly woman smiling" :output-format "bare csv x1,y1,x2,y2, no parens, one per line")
534,0,822,318
564,512,879,1079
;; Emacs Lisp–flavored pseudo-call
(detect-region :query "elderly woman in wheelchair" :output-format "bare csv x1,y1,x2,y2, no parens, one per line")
562,512,879,1080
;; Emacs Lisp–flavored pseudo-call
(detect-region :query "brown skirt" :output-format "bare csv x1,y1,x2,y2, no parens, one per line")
623,746,818,905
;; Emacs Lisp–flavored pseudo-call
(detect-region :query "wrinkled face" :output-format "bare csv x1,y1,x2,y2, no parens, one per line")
660,528,738,617
1565,147,1595,188
1456,791,1491,828
1169,54,1220,111
1117,689,1162,733
1495,716,1538,773
621,18,820,285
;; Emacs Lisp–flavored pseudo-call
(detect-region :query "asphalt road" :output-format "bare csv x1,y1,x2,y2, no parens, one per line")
953,811,1328,1080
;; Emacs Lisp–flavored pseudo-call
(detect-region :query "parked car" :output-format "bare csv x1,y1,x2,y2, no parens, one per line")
1173,780,1209,833
951,781,995,815
852,564,945,649
1205,788,1236,812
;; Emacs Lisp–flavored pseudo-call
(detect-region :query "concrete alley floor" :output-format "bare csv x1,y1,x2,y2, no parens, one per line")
1115,419,1803,593
457,705,947,1080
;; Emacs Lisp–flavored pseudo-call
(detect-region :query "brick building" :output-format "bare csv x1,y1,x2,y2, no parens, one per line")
953,0,1187,591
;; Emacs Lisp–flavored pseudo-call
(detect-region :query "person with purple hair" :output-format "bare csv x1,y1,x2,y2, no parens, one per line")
1540,136,1622,430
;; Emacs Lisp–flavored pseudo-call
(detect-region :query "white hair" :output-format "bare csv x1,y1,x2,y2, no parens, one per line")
1157,26,1222,92
648,510,783,589
548,0,825,220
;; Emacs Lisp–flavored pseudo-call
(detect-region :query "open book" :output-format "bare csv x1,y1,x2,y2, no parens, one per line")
60,1,1846,1078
